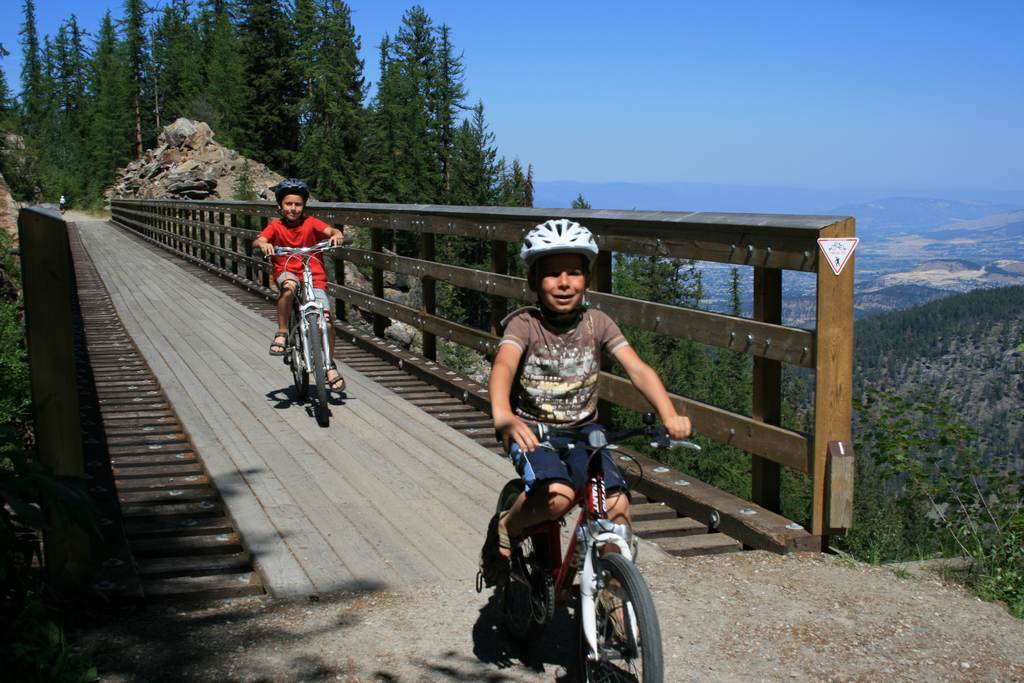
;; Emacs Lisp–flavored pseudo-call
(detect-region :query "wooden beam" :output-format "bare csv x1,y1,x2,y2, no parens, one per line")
370,227,387,337
619,449,818,553
811,218,856,540
600,373,810,472
752,266,782,513
336,246,815,365
489,240,508,341
421,232,437,360
18,208,92,592
112,199,849,272
827,440,855,532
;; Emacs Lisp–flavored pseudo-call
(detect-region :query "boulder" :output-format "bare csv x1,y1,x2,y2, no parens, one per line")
107,118,288,202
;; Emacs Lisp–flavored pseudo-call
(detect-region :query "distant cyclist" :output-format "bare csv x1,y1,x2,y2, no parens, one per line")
252,179,346,393
479,218,692,585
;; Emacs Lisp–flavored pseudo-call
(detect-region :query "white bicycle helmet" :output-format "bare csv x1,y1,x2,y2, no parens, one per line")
520,219,599,267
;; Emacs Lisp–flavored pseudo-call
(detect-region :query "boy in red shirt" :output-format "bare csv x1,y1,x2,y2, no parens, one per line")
252,178,345,392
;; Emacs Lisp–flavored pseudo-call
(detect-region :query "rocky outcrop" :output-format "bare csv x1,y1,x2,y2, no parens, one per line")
1,132,27,245
0,169,18,246
106,118,287,202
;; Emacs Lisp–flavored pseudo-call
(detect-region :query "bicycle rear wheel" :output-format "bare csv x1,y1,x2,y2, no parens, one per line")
579,553,663,683
287,307,307,400
306,311,330,427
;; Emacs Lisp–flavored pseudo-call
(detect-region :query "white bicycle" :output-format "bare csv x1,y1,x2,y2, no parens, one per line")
262,240,340,427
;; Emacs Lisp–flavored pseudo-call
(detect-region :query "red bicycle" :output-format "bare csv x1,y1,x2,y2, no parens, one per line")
489,413,700,682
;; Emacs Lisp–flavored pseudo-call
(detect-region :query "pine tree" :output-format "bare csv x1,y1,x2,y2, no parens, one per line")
236,0,300,174
201,3,246,146
19,0,43,130
44,15,91,200
524,163,534,207
295,0,366,201
122,0,149,157
431,24,465,201
84,11,134,199
0,44,13,129
449,101,500,206
571,193,590,209
233,159,257,199
364,34,399,202
368,6,441,206
498,158,532,207
151,0,203,124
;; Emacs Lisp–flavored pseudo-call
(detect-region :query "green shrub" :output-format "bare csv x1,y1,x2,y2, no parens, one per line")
841,388,1024,617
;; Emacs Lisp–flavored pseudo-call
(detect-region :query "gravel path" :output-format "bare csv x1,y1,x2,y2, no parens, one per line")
76,547,1023,682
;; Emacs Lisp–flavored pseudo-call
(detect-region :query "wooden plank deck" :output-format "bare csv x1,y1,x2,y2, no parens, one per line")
78,219,510,597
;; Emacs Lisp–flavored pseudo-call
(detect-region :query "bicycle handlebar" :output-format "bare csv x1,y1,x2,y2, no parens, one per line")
531,412,701,453
268,240,341,257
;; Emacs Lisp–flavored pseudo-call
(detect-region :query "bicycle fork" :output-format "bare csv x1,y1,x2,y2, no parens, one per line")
579,525,635,661
297,296,328,373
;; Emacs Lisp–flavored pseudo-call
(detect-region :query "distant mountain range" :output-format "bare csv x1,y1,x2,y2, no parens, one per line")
533,180,1024,220
540,182,1024,320
828,198,1024,239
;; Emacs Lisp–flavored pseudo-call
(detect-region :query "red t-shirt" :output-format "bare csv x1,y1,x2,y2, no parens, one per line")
259,216,331,289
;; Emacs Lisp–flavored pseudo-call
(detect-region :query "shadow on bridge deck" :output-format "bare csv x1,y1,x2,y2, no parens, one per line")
77,218,510,597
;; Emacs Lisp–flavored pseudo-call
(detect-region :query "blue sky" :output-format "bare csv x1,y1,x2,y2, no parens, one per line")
1,0,1022,193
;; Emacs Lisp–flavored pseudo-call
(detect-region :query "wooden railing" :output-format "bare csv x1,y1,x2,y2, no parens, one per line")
110,199,855,542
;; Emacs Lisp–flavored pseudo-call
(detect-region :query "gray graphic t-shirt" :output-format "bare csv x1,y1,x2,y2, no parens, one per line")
499,307,629,426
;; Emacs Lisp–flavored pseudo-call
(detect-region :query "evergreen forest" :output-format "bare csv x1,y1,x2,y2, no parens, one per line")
1,0,533,211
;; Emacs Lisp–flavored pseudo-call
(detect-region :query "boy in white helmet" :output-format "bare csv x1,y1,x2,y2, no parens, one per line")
481,218,691,584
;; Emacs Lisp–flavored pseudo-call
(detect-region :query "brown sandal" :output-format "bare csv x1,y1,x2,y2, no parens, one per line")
269,331,287,356
327,364,346,393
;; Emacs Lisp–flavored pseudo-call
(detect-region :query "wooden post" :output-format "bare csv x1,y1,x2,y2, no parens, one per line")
827,440,855,531
244,213,254,282
260,216,270,289
184,207,192,257
196,208,204,259
489,239,508,339
333,222,347,323
230,211,239,276
593,248,614,424
811,218,856,541
219,211,227,269
17,208,91,592
752,266,782,513
371,226,387,337
420,232,437,360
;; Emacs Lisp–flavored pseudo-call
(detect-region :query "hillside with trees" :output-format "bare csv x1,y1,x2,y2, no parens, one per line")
2,1,533,211
855,284,1024,465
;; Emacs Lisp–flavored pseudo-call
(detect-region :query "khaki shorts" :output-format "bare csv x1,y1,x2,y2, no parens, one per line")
276,272,330,310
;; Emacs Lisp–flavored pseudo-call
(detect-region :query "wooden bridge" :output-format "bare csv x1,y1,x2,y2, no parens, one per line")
18,200,855,601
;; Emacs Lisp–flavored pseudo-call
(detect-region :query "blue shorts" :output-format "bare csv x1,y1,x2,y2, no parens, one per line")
507,423,629,495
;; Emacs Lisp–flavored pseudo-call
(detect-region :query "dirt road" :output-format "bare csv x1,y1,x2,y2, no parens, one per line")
76,547,1023,682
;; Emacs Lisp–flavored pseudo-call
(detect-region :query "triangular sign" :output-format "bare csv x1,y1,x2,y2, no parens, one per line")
817,237,859,276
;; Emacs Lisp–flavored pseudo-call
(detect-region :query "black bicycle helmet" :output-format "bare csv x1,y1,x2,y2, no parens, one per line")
273,178,310,204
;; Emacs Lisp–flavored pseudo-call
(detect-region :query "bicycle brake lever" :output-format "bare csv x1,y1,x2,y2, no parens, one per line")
649,426,671,450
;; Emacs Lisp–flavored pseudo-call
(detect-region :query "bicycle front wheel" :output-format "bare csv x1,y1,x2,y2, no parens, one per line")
288,307,307,400
306,311,330,427
579,553,663,683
